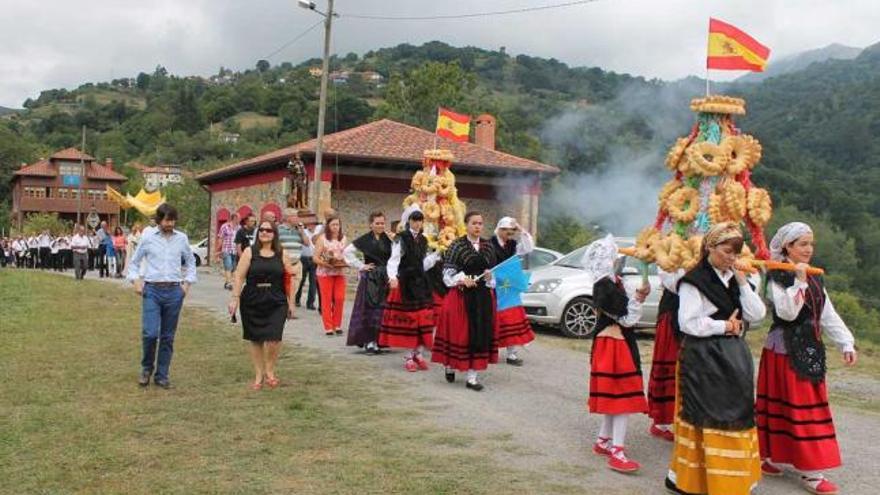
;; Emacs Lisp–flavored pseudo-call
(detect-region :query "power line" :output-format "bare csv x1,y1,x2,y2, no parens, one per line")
343,0,600,21
263,19,325,60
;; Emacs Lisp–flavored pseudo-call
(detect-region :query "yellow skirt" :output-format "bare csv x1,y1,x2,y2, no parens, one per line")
668,366,761,495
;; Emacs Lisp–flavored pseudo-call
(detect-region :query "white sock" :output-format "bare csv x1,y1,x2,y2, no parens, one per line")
466,370,478,383
507,346,519,359
654,424,671,432
598,415,613,442
611,414,628,447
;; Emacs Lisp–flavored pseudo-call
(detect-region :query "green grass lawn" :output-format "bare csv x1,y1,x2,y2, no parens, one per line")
0,271,580,494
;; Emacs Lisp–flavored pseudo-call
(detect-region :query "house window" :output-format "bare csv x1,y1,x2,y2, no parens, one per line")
57,188,67,199
59,164,82,176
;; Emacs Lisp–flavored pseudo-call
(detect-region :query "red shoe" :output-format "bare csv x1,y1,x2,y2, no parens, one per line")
761,460,784,477
649,424,674,442
265,376,280,389
593,438,612,456
413,354,429,371
404,359,418,372
607,446,640,473
802,475,838,495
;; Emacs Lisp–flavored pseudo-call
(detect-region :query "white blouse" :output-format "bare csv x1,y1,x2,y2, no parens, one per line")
678,267,767,337
443,237,496,288
769,279,855,353
386,229,440,281
659,268,685,294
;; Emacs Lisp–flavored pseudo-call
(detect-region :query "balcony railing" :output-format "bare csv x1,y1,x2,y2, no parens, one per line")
19,197,120,214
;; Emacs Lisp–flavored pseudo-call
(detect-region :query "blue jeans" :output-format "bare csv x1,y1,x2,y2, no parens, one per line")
296,256,318,307
222,252,237,272
141,284,185,381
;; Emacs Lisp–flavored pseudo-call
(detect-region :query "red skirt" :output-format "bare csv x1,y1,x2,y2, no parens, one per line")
431,289,499,371
647,312,679,424
756,348,841,471
496,306,535,348
432,291,445,324
378,287,434,349
588,336,648,415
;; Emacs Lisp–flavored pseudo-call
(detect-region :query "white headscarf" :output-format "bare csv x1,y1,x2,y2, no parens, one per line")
400,204,423,228
582,234,618,281
769,222,813,261
494,216,518,238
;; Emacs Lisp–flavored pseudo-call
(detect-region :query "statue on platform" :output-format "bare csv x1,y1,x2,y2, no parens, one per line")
287,153,308,209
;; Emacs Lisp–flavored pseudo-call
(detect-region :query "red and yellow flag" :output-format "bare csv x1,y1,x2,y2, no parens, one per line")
707,18,771,72
436,108,470,142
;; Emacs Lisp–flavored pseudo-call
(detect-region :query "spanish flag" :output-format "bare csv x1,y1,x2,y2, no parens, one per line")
436,108,470,143
707,18,770,72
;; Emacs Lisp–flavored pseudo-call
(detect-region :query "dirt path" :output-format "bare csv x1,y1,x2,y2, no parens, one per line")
174,270,880,494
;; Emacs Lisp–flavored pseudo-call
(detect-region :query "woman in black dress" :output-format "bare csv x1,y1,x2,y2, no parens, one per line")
228,220,296,390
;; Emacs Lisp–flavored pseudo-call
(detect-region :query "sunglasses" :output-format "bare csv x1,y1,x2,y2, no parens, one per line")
258,228,275,234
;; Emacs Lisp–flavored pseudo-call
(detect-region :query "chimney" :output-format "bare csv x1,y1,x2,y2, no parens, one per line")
20,162,28,169
105,157,113,170
474,114,496,150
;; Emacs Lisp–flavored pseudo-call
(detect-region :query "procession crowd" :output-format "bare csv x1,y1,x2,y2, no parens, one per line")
9,200,857,495
0,221,151,280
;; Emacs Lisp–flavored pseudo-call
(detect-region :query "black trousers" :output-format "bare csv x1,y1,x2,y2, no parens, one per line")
88,249,97,270
296,256,319,308
39,247,50,269
16,254,26,268
97,245,108,277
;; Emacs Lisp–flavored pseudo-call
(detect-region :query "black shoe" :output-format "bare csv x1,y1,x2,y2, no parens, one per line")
445,371,455,383
664,477,691,495
506,356,524,367
138,371,151,387
306,305,316,311
335,329,343,336
465,380,484,392
295,301,302,307
154,379,172,389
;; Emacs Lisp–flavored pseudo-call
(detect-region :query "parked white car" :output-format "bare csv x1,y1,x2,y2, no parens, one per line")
523,246,564,272
190,237,208,267
521,238,663,338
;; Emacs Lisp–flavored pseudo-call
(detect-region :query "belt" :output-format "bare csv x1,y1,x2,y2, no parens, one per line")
255,283,272,288
145,281,181,287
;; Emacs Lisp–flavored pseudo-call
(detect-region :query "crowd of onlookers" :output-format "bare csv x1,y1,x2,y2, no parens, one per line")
0,220,155,280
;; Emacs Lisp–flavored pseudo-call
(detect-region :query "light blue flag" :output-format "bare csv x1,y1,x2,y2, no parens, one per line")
492,256,531,311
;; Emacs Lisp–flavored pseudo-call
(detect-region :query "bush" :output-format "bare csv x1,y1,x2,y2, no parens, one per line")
21,212,72,236
828,290,880,345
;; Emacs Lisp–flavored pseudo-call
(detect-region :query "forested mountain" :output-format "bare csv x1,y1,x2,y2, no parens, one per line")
737,43,863,83
2,40,879,333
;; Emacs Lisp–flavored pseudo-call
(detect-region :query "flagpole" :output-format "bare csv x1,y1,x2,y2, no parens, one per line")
706,67,711,96
433,107,439,150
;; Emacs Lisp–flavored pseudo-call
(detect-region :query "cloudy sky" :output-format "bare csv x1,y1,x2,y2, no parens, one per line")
1,0,878,107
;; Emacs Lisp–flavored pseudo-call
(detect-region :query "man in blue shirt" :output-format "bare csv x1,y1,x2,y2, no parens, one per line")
127,204,198,388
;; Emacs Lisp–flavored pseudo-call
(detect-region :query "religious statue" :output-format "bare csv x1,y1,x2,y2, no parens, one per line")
287,152,308,209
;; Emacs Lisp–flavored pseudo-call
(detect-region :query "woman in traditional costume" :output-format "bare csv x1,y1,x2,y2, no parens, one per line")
379,206,441,371
757,222,856,495
584,235,650,473
666,222,767,495
490,216,536,366
432,211,499,391
647,268,684,442
343,211,393,354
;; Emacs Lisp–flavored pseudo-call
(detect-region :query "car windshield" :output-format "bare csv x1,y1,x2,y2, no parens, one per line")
555,246,587,269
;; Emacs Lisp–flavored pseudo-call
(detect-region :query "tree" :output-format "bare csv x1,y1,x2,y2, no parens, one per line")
256,59,270,73
375,61,477,130
136,72,151,90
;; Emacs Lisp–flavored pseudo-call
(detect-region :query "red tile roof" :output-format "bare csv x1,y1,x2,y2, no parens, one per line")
197,119,559,182
50,147,95,162
13,159,54,177
87,163,127,181
13,158,127,181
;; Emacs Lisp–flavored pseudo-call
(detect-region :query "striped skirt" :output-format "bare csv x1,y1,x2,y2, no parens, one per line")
588,336,647,414
496,305,536,348
648,312,679,425
756,348,841,471
378,287,434,349
668,366,761,495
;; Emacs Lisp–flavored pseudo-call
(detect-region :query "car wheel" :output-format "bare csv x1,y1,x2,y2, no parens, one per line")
194,254,201,267
560,297,597,339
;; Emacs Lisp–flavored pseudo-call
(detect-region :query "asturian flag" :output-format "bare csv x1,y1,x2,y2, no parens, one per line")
492,255,531,311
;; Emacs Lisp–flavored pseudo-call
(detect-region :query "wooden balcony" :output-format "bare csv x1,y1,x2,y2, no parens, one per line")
18,197,120,215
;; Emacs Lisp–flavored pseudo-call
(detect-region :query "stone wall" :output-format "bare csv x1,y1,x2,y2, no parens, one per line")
209,181,286,259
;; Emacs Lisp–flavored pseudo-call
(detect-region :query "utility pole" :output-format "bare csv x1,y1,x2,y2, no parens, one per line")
301,0,335,214
77,125,85,225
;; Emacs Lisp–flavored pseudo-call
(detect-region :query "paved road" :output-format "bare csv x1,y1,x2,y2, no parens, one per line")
137,269,880,494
